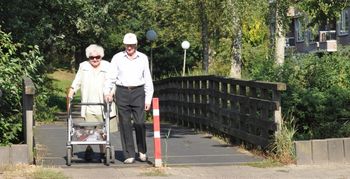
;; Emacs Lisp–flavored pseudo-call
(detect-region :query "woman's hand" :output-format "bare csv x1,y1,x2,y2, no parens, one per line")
68,88,74,98
104,93,113,102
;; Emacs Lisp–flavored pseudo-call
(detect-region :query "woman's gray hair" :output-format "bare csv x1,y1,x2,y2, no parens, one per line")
85,44,104,58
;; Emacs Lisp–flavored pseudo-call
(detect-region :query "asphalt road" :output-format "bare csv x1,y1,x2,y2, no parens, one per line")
34,122,350,178
34,122,262,167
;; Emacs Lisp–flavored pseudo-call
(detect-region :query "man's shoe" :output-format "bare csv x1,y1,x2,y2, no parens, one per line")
139,152,147,162
123,157,135,164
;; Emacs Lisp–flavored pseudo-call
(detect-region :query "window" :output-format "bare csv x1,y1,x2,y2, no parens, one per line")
295,18,305,42
306,29,316,43
339,9,349,35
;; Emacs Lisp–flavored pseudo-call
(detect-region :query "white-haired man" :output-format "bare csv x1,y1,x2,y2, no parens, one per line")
104,33,154,164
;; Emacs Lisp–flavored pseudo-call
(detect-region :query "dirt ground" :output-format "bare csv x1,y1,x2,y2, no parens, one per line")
58,164,350,179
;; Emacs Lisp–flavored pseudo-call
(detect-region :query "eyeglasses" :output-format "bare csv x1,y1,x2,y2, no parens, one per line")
125,44,137,48
89,56,101,60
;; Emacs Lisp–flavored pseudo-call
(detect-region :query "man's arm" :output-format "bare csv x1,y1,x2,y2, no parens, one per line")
143,56,154,111
104,55,118,102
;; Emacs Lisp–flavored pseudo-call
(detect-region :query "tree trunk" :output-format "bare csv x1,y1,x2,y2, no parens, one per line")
198,1,209,75
269,0,285,65
275,2,285,65
275,20,285,65
230,15,242,79
70,46,76,73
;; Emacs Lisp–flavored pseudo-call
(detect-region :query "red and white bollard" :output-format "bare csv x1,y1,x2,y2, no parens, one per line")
152,98,162,167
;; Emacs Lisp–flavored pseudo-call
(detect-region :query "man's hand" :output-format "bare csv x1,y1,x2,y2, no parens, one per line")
145,103,151,111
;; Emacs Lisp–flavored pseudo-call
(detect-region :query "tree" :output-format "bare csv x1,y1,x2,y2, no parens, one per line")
198,0,210,75
0,0,276,79
297,0,350,30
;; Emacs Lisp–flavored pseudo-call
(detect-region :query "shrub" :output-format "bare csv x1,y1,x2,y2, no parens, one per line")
247,46,350,140
0,28,54,145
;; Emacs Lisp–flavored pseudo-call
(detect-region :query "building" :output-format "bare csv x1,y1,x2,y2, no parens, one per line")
285,7,350,54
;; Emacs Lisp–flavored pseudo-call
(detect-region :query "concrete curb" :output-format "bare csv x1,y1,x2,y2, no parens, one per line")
295,137,350,165
0,144,29,165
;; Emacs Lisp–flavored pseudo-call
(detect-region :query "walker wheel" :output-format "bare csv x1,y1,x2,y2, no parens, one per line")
110,146,115,163
105,146,110,166
66,147,72,166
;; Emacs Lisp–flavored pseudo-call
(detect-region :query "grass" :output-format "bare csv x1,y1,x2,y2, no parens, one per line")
140,167,169,177
48,69,75,98
244,158,283,168
34,144,48,166
0,164,67,179
48,69,81,112
269,115,297,165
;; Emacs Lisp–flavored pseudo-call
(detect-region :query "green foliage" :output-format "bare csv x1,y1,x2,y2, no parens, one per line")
0,28,54,145
296,0,350,28
247,44,350,140
208,38,232,76
0,0,274,79
0,29,25,145
275,47,350,139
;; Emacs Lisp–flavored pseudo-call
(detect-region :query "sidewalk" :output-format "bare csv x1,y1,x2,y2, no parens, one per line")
58,164,350,179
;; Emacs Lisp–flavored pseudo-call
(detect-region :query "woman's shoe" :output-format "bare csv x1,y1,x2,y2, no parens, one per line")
84,145,94,161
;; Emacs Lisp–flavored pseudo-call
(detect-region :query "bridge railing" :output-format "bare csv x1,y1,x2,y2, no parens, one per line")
154,75,286,148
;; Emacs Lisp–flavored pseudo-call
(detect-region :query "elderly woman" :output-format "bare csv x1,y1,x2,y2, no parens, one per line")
68,44,117,161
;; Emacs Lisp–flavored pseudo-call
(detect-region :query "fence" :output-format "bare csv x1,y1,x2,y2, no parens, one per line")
154,75,286,148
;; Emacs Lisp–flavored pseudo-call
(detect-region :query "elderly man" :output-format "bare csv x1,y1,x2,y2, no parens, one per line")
104,33,154,164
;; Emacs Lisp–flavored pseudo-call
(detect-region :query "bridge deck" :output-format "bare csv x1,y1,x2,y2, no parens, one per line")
34,122,262,167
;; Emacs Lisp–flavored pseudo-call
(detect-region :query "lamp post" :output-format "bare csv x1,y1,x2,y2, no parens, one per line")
146,29,157,76
181,40,190,76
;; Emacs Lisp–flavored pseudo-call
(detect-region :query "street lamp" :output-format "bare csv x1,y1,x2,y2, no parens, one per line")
146,29,157,76
181,40,190,76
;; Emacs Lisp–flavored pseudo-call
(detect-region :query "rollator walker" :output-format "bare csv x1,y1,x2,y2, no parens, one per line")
66,98,115,166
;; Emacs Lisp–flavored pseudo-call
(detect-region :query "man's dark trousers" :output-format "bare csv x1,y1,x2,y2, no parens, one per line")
116,85,146,159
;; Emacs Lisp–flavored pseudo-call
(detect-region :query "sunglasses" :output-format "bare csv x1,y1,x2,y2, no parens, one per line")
89,56,101,60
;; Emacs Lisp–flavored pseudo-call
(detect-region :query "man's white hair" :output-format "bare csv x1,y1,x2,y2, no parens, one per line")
85,44,104,58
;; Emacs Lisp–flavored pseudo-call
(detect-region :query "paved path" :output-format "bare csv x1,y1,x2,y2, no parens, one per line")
34,122,262,167
34,122,350,178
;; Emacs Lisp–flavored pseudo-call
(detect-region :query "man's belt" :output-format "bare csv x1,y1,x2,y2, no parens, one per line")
117,85,144,90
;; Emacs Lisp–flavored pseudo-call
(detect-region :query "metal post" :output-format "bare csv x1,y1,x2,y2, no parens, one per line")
150,47,153,76
152,98,162,167
181,41,190,76
182,49,187,76
146,29,157,77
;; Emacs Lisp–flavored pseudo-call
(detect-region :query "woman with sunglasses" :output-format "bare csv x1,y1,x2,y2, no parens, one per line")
68,44,118,161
